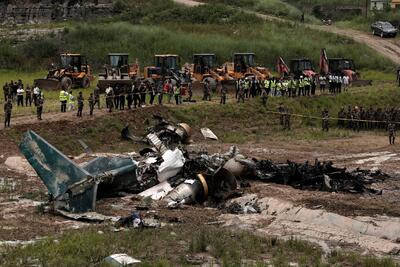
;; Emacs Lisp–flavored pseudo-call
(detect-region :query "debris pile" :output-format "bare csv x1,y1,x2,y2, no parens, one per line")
19,116,389,215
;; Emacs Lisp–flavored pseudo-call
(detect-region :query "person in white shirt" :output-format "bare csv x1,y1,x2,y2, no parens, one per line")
16,86,24,107
33,85,40,106
343,75,350,92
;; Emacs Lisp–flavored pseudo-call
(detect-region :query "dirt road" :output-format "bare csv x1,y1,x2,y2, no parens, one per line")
173,0,400,65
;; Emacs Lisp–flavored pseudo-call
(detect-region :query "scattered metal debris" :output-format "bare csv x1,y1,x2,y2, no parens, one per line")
19,117,391,220
201,128,218,140
104,254,141,266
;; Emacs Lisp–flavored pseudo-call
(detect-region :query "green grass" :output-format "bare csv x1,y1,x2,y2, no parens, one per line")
0,225,397,267
0,0,395,73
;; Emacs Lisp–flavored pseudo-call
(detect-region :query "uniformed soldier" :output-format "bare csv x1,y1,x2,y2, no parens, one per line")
77,92,84,117
220,82,227,105
94,86,101,109
119,87,126,110
322,109,329,131
261,87,268,107
114,85,120,109
36,96,43,120
3,99,12,128
237,85,245,104
388,122,396,145
25,84,32,107
278,103,285,126
88,93,95,116
283,107,291,130
2,82,9,101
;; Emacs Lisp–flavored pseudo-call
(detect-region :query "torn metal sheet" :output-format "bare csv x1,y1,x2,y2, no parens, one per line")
57,210,120,223
104,254,141,266
139,181,174,200
157,149,186,182
201,128,218,140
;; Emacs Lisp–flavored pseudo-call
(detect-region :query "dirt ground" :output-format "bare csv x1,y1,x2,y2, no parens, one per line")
1,110,400,258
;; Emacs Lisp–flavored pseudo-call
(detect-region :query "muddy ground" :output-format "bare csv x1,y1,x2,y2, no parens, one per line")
1,111,400,260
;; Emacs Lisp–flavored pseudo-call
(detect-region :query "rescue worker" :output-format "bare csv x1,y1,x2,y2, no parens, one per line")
133,82,140,108
68,91,75,111
4,99,12,128
88,93,94,116
157,80,164,105
149,83,156,105
59,89,68,112
77,91,84,117
25,84,32,107
322,109,329,132
202,80,211,101
304,76,310,96
220,82,227,105
388,122,396,145
36,96,43,120
298,76,304,97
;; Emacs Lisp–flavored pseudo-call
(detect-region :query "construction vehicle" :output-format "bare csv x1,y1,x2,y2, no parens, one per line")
143,54,186,85
225,53,271,80
191,53,231,83
34,53,93,91
97,53,140,91
289,58,316,78
320,48,357,81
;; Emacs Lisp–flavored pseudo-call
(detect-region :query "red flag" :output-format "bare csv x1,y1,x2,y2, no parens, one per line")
319,48,329,74
276,57,290,76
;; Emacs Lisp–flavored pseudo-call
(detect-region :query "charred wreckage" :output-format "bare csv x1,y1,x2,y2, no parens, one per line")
20,116,388,215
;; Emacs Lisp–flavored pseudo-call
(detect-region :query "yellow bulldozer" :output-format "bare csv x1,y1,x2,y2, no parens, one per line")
190,53,232,84
144,54,185,83
97,53,140,91
225,53,271,80
34,53,94,91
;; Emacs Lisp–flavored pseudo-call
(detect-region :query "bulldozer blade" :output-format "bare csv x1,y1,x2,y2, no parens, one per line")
34,78,61,90
121,124,143,142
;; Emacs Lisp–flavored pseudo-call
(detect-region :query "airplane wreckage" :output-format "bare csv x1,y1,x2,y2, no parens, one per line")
20,116,389,214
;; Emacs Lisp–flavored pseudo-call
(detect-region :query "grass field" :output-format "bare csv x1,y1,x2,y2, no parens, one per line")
0,225,397,267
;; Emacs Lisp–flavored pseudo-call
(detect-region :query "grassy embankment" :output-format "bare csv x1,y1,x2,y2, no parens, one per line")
0,225,398,267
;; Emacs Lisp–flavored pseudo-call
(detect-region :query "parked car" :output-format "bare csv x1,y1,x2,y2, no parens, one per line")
371,21,398,38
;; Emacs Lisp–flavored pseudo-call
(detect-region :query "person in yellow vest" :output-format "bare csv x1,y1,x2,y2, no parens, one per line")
270,78,276,96
298,76,304,97
276,80,282,97
264,79,270,96
59,89,68,112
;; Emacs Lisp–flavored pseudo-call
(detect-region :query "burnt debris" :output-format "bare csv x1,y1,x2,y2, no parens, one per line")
20,116,390,214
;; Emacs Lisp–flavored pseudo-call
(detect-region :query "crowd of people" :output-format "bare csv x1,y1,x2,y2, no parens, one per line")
3,80,45,127
232,74,350,104
2,74,397,145
337,106,400,132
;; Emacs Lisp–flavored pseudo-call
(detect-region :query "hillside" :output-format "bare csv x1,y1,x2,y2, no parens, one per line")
0,0,395,73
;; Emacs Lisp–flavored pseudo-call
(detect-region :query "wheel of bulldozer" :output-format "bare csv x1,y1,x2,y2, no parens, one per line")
61,76,73,91
82,76,90,88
